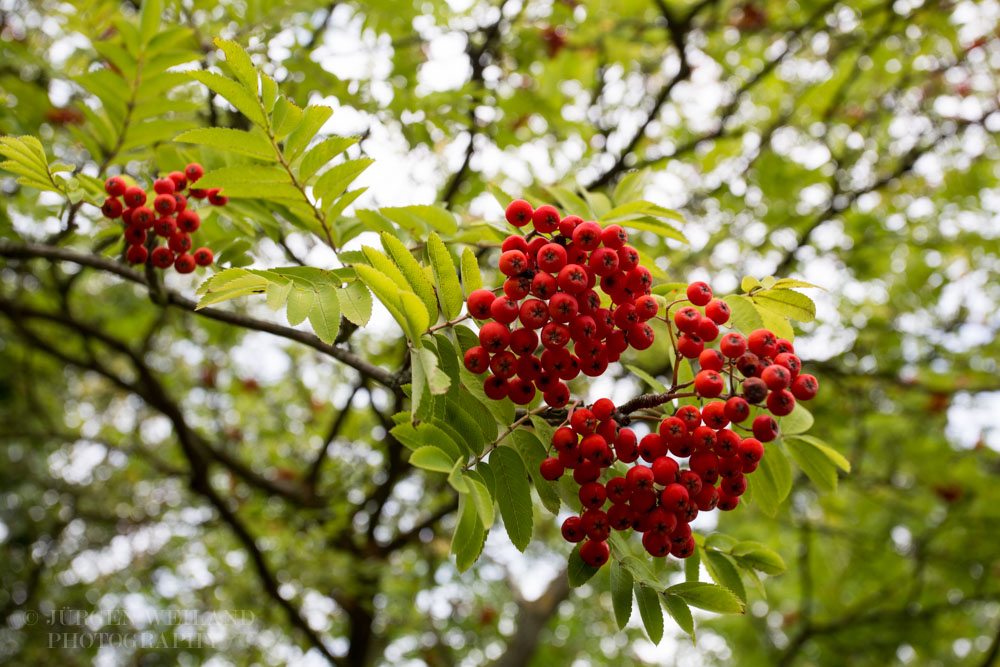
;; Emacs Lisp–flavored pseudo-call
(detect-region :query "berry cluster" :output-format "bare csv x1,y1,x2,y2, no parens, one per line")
101,163,220,273
462,199,660,407
533,281,819,569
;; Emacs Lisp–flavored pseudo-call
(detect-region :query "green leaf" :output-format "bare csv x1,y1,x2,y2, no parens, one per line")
284,105,333,161
271,97,303,138
307,285,341,344
703,550,747,604
461,248,482,296
139,0,163,46
299,136,360,182
741,276,762,292
380,233,439,320
411,346,451,417
452,494,486,572
625,364,668,393
465,474,495,530
784,435,850,492
490,447,533,552
315,159,375,207
354,263,413,340
174,128,275,160
660,594,695,639
567,544,600,587
610,559,634,630
511,429,560,514
195,269,269,308
215,39,258,96
613,169,648,204
192,165,291,190
664,582,745,614
779,402,814,436
772,278,823,290
546,185,591,218
730,541,787,575
685,544,701,582
748,442,792,516
285,288,315,326
757,304,796,342
415,423,462,460
426,233,463,320
753,289,816,322
723,294,764,335
409,446,456,473
337,281,372,326
189,71,266,127
379,205,459,235
635,584,664,644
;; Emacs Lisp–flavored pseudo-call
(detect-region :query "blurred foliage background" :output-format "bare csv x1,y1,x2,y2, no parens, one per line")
1,0,1000,665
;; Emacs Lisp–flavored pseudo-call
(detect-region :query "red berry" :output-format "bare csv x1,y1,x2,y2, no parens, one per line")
556,264,589,294
761,364,791,390
153,216,177,238
617,245,640,272
766,389,796,416
676,405,702,431
588,247,620,276
717,494,739,511
690,451,720,481
101,197,123,218
720,332,748,358
123,186,146,208
581,509,610,541
638,433,665,462
464,346,490,373
207,189,228,206
702,401,729,429
628,322,655,350
172,193,188,213
174,253,196,274
579,481,607,509
574,461,602,484
607,503,634,531
501,235,529,253
748,329,778,358
571,221,602,250
691,425,718,450
570,408,597,435
193,247,213,267
677,333,704,359
150,246,174,269
558,214,582,237
739,438,764,464
699,348,724,372
752,414,779,442
479,321,510,353
561,515,584,542
686,281,713,306
503,276,531,300
126,244,148,265
540,457,564,481
536,243,567,272
132,207,156,229
177,210,200,233
791,374,819,400
490,350,518,378
592,398,615,422
661,483,689,511
625,266,652,293
530,272,557,299
184,163,204,182
467,288,496,320
634,294,658,321
168,171,187,190
105,176,127,197
489,295,520,325
705,299,731,325
775,338,794,355
508,377,536,405
188,188,208,199
484,375,508,400
694,369,725,398
580,539,610,567
625,465,654,491
724,396,750,423
543,382,570,408
509,327,538,356
532,205,561,233
123,226,146,246
775,353,802,378
697,317,719,341
659,417,688,445
651,456,679,485
674,306,702,333
498,249,528,276
695,485,720,511
606,476,630,504
600,224,627,249
153,178,175,195
737,352,764,378
548,292,579,323
648,507,678,536
722,474,747,497
505,199,534,227
153,193,176,215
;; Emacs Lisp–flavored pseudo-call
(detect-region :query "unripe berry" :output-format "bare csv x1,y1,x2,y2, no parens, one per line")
123,186,146,208
791,373,819,400
532,205,561,233
705,299,731,325
126,244,148,265
686,281,713,306
150,246,174,269
184,163,204,182
580,539,609,567
694,369,725,397
752,414,779,442
105,176,127,197
174,253,196,274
